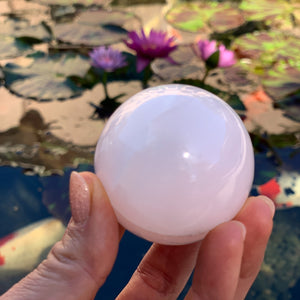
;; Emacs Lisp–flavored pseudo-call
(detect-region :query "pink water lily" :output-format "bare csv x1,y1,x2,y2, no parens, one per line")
197,40,218,61
195,39,236,68
125,29,177,72
89,46,127,72
217,44,236,67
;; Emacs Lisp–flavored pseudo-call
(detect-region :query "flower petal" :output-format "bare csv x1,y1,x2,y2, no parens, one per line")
197,40,217,61
218,45,236,67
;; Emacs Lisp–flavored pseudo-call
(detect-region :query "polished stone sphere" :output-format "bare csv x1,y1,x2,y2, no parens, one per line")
94,84,254,245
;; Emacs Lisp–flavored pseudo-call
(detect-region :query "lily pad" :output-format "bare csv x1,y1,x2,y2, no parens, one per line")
151,45,204,81
233,31,300,100
3,52,91,101
165,2,230,33
54,23,127,46
77,10,138,28
0,18,51,43
0,18,52,59
0,35,32,59
262,65,300,101
208,7,244,33
166,0,295,34
239,0,294,29
31,0,111,5
53,10,134,46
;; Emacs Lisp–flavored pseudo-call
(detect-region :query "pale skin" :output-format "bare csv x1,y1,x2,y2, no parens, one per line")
1,171,275,300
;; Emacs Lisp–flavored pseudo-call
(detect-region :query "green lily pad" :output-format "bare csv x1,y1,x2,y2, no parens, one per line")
53,9,133,46
239,0,294,29
151,45,204,81
0,18,51,43
77,10,137,27
262,65,300,101
0,17,52,59
3,52,90,101
208,7,244,33
0,35,32,59
165,2,229,33
166,0,295,34
31,0,111,5
54,23,127,46
233,31,300,100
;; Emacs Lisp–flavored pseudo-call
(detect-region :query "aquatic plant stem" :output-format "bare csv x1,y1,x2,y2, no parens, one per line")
201,68,211,85
142,64,152,89
102,72,109,99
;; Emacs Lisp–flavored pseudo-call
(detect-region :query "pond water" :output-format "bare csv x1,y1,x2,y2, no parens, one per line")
0,0,299,299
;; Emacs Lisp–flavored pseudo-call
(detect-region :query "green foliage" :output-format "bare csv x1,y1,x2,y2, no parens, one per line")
166,0,297,34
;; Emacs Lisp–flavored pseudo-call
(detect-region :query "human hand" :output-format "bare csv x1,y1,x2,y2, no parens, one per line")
1,171,274,300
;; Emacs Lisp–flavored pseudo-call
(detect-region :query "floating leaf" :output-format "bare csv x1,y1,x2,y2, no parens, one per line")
54,23,127,46
208,7,244,33
234,31,300,69
0,35,32,59
53,9,135,46
222,65,260,94
0,18,51,43
165,2,228,33
262,65,300,101
239,0,294,29
152,45,204,81
3,52,91,101
233,31,300,100
77,10,137,28
31,0,111,5
166,0,294,34
268,132,300,149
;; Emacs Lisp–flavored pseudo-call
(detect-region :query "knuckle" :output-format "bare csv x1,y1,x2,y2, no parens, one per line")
136,260,176,296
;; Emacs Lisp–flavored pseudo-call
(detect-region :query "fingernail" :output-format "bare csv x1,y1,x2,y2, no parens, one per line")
235,221,247,241
260,195,275,218
70,171,91,224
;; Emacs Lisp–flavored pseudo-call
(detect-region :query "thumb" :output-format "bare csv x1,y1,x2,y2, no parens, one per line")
2,171,120,300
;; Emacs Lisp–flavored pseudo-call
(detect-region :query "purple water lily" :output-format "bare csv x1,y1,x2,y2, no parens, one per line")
89,47,127,114
125,29,177,72
89,46,127,72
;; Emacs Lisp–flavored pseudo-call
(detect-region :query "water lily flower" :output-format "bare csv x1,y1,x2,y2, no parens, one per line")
89,46,127,117
217,44,236,68
194,39,236,84
195,39,236,68
89,46,127,72
197,40,218,61
125,29,177,73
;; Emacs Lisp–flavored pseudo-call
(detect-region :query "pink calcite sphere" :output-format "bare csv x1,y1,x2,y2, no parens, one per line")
94,84,254,245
